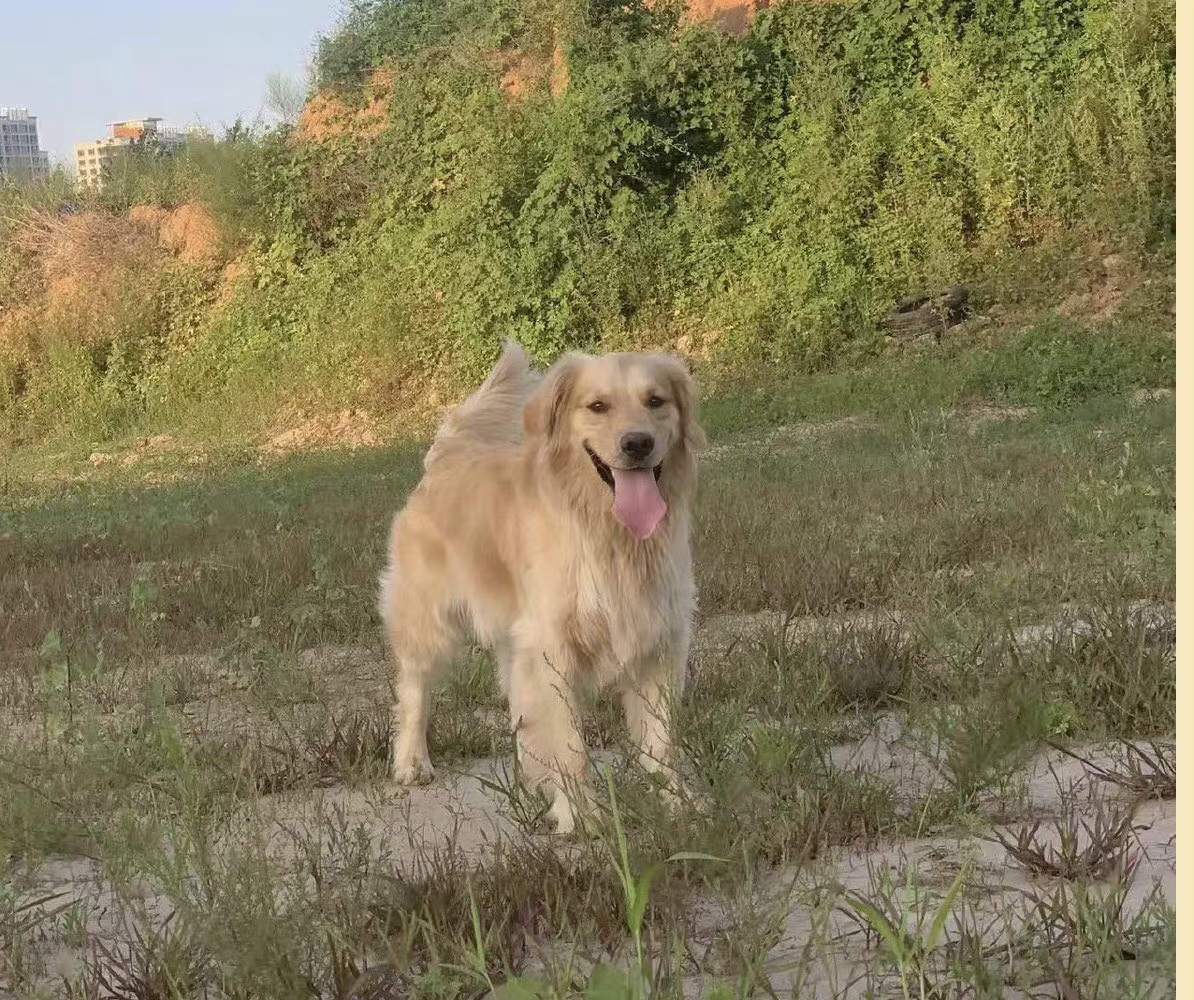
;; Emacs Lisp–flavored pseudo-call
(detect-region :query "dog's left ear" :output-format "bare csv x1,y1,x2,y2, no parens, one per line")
658,355,708,454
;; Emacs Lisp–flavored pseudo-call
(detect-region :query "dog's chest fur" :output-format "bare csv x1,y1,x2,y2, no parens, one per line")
562,516,694,678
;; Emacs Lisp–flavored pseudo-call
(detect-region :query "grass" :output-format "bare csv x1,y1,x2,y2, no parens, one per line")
832,849,1174,1000
1047,739,1177,802
0,309,1175,998
986,796,1140,881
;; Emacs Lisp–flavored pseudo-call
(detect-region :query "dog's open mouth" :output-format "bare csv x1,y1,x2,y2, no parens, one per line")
585,444,666,541
584,444,662,489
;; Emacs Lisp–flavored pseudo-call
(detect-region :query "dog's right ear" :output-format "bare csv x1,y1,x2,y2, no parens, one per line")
524,352,583,441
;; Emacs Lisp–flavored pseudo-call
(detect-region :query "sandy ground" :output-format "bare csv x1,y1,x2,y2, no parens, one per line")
5,604,1176,998
13,744,1173,997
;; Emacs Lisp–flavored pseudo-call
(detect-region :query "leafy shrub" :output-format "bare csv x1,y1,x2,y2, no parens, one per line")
0,0,1176,439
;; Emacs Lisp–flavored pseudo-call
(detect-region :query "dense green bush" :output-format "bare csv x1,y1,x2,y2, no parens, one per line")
0,0,1176,439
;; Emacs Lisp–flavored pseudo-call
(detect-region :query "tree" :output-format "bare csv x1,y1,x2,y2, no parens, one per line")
264,72,309,126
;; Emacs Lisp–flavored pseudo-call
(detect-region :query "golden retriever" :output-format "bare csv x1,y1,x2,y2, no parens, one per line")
378,342,706,833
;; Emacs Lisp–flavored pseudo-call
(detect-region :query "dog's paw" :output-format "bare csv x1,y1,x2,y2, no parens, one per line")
547,785,602,839
678,785,712,815
647,770,710,815
656,782,682,812
393,756,436,786
547,793,577,837
642,767,680,804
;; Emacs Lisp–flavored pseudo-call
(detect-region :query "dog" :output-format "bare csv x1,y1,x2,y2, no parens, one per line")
377,341,707,833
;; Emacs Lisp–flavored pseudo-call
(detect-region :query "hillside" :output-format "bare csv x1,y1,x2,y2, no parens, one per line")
0,0,1176,445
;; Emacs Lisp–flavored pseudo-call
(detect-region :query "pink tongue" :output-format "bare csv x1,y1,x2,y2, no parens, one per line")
611,468,667,541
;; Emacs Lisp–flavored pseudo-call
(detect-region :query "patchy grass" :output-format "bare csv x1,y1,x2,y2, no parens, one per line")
987,796,1140,881
0,317,1174,998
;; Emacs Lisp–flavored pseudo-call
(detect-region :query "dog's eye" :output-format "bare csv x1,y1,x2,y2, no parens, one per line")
646,395,666,409
587,400,608,414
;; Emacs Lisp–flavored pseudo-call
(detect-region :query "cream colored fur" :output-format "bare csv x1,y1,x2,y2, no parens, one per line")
378,341,707,834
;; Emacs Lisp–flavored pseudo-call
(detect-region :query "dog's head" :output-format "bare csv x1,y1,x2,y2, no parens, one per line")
524,351,706,540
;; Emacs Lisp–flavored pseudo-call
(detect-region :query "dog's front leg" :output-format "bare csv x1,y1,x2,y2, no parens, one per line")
624,672,675,781
507,638,588,836
623,646,686,801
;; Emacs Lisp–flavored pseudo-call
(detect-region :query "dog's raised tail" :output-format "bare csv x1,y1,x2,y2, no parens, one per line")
479,339,536,400
426,340,540,464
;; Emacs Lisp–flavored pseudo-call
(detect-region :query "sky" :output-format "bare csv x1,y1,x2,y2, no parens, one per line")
1,0,343,167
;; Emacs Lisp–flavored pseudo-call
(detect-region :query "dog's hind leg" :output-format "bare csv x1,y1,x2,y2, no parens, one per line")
390,649,444,785
491,635,515,701
379,554,458,787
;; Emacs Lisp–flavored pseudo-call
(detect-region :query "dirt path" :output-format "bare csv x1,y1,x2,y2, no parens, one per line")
12,739,1174,998
4,600,1175,997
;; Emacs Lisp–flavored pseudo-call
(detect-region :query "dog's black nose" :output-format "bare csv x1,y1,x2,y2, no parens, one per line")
619,431,655,461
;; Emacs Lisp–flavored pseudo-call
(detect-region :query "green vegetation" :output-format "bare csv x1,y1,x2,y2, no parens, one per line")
0,0,1177,443
0,0,1176,995
0,318,1175,996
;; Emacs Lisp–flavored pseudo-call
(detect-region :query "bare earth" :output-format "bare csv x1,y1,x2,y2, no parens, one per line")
8,603,1175,998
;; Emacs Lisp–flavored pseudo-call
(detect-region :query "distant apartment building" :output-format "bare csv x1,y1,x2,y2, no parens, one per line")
0,108,51,181
74,117,202,190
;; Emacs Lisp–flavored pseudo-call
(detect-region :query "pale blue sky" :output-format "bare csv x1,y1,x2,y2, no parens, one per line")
1,1,344,166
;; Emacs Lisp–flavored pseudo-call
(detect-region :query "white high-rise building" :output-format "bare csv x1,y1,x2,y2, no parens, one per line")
0,108,50,181
74,118,204,191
